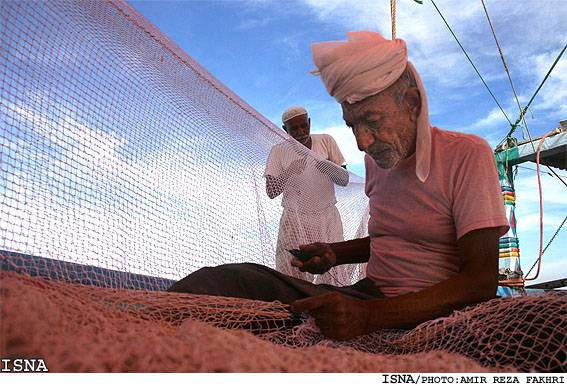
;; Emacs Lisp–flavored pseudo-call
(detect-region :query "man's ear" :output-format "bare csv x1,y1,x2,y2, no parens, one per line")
282,124,288,133
405,87,421,122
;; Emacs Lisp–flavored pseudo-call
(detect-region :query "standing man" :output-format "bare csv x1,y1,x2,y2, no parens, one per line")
264,106,349,284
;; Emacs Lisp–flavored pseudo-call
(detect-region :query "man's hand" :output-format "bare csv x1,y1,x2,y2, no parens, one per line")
290,242,335,274
292,292,370,341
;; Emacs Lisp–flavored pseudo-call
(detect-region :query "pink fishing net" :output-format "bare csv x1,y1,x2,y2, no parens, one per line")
1,0,565,373
1,271,564,372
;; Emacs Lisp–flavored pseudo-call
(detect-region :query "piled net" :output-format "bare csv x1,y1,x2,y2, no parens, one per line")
1,271,565,372
1,0,565,373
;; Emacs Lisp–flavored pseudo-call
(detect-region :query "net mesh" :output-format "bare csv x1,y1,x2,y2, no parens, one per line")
1,0,565,373
2,271,565,372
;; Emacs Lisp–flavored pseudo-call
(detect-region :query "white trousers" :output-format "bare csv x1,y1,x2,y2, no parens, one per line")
275,205,356,286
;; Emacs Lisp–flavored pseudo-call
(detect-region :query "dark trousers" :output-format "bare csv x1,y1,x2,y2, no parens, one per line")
167,262,384,305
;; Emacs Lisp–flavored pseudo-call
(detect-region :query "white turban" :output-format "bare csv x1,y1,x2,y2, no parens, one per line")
310,31,431,182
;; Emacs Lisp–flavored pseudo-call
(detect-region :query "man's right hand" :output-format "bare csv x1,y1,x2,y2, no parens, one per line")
290,242,336,274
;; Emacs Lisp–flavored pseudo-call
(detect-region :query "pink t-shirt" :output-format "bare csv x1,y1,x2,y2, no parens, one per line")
365,127,509,297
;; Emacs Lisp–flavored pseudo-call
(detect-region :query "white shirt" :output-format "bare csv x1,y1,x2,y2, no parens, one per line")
264,134,346,214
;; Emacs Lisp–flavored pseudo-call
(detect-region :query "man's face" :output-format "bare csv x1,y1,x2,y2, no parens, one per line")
342,89,418,169
283,114,311,145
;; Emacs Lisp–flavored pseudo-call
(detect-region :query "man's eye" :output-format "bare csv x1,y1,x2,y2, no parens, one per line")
367,118,383,128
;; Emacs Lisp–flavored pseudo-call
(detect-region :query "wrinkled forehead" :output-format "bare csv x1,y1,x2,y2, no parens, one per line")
283,113,309,128
341,91,396,122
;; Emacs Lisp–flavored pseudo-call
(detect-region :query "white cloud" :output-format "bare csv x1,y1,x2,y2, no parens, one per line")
236,16,274,30
462,107,510,143
514,172,567,206
2,97,370,279
527,52,567,114
515,176,565,233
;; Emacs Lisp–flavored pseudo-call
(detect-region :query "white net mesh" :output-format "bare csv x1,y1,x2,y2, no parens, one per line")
0,0,367,287
1,0,565,373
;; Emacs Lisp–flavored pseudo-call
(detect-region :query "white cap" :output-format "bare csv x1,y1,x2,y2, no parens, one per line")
282,106,308,123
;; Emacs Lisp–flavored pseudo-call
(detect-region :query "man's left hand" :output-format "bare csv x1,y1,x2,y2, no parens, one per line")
291,292,370,341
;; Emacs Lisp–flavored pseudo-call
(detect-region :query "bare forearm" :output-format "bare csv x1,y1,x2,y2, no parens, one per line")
330,237,370,265
362,227,500,331
364,269,497,331
294,228,501,341
266,172,291,199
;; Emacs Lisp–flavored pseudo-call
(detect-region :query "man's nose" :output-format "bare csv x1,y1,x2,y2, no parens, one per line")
353,127,374,152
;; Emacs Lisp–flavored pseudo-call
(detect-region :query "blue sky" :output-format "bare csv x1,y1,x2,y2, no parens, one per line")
126,0,566,286
0,0,564,289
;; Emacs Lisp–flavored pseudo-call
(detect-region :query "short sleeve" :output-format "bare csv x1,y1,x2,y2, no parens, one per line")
452,140,509,239
325,135,347,166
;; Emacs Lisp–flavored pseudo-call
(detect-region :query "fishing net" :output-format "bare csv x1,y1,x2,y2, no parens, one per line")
0,0,366,288
1,271,565,372
1,0,565,373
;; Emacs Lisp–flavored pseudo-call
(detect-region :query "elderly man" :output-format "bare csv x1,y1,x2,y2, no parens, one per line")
265,106,349,284
168,31,508,341
290,31,509,339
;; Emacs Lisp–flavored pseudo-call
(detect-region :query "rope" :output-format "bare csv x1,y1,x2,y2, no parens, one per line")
479,2,566,268
428,1,566,286
391,0,396,39
516,165,567,182
432,0,565,149
524,130,558,282
546,165,567,188
480,0,534,150
525,215,567,278
430,0,511,126
392,0,424,39
501,43,567,145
